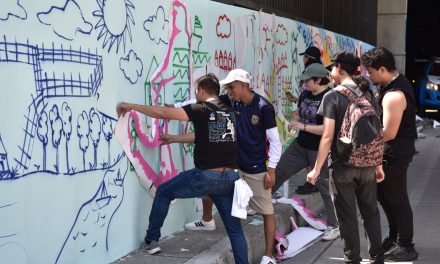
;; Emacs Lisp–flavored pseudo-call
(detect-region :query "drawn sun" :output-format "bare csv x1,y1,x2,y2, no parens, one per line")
93,0,135,53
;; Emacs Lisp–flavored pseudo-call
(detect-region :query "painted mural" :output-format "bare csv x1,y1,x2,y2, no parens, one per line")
0,0,373,263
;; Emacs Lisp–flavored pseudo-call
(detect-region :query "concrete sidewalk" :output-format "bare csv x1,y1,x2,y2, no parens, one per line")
114,170,325,264
282,124,440,264
115,122,440,264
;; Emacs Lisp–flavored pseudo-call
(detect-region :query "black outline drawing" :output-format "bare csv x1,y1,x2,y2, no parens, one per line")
0,36,123,180
0,0,27,21
93,0,135,53
37,0,92,41
143,5,169,45
119,50,143,84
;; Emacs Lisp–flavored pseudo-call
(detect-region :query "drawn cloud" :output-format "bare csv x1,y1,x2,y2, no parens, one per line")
216,15,231,38
0,0,27,20
119,50,143,84
37,0,92,41
276,24,288,45
143,6,169,45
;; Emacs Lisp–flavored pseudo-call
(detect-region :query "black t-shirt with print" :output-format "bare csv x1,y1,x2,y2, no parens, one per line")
297,88,330,151
183,100,238,170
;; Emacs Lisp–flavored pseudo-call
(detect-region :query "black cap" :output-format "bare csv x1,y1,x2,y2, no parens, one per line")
325,51,360,70
299,46,321,60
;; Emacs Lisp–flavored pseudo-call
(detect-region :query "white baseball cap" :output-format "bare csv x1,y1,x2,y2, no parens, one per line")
219,69,252,86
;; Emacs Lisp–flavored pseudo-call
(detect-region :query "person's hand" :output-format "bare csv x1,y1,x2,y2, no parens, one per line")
116,102,132,118
375,165,385,183
159,134,174,145
307,168,320,185
285,91,299,103
264,168,276,190
288,121,303,131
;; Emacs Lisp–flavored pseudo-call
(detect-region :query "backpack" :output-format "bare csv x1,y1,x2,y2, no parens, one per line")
335,85,384,167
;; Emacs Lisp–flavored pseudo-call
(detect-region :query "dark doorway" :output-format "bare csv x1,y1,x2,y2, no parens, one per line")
406,0,440,81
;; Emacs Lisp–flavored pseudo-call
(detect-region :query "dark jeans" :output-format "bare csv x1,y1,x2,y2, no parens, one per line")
330,163,384,263
145,168,248,264
274,140,338,227
377,156,414,247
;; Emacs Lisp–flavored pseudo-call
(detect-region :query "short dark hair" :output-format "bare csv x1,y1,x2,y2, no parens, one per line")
195,73,220,95
361,47,396,71
310,76,330,85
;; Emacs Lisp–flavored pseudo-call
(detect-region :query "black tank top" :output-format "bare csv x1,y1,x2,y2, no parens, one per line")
377,74,417,158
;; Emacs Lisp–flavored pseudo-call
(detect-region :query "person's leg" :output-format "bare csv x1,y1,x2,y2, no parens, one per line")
263,214,276,257
145,168,202,242
210,170,249,264
355,167,384,263
273,141,308,193
309,149,338,229
331,165,362,263
202,198,214,221
243,171,276,260
381,158,414,247
377,167,397,245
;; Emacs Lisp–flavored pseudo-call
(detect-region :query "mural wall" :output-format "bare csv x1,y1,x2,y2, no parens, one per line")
0,0,373,263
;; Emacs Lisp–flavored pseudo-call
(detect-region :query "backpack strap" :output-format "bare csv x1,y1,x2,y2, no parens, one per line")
334,85,357,102
334,85,373,102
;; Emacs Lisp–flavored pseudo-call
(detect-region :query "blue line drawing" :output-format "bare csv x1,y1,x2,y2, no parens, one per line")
101,112,114,167
0,0,27,21
77,110,90,171
55,161,128,264
0,36,124,180
37,0,92,41
49,105,63,172
143,6,169,45
89,108,102,169
297,22,313,48
0,135,10,177
61,102,72,172
119,50,143,84
93,0,135,53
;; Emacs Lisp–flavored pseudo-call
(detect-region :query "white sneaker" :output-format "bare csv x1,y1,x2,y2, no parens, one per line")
321,226,340,241
247,207,258,216
260,255,277,264
184,219,216,231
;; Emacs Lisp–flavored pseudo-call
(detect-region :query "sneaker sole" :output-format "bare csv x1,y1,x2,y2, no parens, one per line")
184,226,216,231
384,254,418,262
144,247,161,255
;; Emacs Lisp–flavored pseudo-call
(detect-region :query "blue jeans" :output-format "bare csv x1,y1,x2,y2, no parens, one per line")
145,168,248,264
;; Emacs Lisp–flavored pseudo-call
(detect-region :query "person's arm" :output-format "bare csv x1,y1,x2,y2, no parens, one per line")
160,133,195,144
265,127,282,190
381,90,406,142
290,109,300,122
307,117,335,185
173,99,197,108
116,102,189,121
289,121,323,135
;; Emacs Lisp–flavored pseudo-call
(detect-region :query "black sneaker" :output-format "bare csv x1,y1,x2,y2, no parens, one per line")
384,243,418,262
382,236,396,251
296,182,318,194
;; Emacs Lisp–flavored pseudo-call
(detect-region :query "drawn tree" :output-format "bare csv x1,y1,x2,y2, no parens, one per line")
37,111,48,170
61,102,72,172
101,115,113,166
49,105,63,173
77,111,90,171
89,108,101,168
